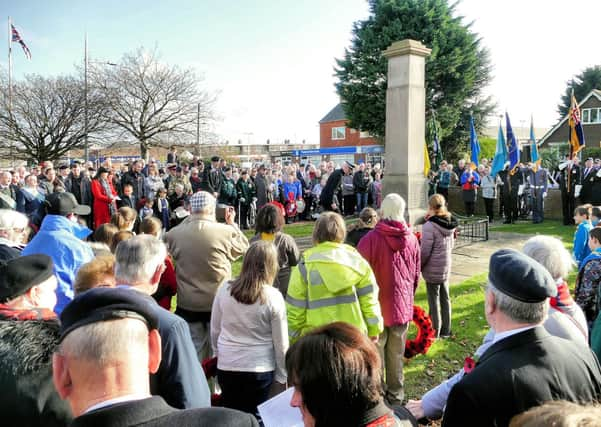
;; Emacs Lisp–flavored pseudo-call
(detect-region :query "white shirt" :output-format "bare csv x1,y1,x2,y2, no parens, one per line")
210,282,289,383
491,325,537,346
83,394,149,414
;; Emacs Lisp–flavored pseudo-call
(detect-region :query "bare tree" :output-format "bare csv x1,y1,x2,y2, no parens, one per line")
92,48,216,159
0,73,111,163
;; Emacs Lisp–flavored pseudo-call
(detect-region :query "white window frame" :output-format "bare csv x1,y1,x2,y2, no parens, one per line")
331,126,346,140
582,107,601,124
360,131,371,139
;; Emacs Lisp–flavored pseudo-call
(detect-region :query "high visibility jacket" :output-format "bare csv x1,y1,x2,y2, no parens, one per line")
286,241,384,343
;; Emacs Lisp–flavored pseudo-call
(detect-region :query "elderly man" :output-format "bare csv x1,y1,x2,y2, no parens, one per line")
0,171,17,210
0,255,72,425
22,192,93,313
53,288,259,426
0,209,28,261
166,191,248,362
441,249,601,426
114,235,211,409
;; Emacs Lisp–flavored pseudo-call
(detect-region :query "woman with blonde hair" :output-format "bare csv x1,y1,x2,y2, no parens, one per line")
421,193,458,338
210,240,288,416
73,255,116,294
110,206,137,232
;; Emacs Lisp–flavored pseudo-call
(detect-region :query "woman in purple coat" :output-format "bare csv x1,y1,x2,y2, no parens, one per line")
421,194,458,338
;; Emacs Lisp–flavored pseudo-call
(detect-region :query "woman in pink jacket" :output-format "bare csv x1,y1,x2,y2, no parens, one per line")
357,193,420,405
421,194,458,338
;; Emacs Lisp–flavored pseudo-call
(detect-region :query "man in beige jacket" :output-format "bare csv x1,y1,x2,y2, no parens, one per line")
166,191,249,362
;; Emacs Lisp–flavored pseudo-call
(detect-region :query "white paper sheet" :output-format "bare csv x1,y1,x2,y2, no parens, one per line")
258,387,304,427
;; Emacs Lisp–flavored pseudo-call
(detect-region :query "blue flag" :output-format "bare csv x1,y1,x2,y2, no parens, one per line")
469,116,480,170
490,122,508,177
506,112,520,174
530,116,540,170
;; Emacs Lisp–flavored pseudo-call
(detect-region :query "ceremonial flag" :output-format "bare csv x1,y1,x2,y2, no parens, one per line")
11,24,31,60
423,141,431,177
490,122,508,177
530,115,540,171
568,91,585,157
469,116,480,170
506,112,520,174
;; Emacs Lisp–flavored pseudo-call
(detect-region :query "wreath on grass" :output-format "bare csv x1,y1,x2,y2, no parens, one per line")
404,305,436,359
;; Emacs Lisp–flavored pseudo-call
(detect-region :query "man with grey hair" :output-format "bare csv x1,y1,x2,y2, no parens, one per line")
114,235,211,409
0,209,28,261
442,249,601,426
53,288,258,426
0,171,17,210
166,191,248,362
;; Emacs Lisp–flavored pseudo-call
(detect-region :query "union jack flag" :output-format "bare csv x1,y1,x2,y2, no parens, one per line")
11,24,31,60
569,92,585,157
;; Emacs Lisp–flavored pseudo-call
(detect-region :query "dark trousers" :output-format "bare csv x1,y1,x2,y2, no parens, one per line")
484,198,494,222
217,369,274,416
437,187,449,203
343,194,355,216
464,201,475,216
504,193,518,222
239,203,249,229
532,191,544,223
561,189,576,225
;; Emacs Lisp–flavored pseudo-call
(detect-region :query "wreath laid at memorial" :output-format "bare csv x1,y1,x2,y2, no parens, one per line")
404,305,436,359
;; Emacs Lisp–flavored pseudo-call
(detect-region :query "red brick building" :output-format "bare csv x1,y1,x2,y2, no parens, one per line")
317,103,384,165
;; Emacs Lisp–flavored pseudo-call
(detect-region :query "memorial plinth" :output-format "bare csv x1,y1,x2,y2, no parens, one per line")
382,39,431,224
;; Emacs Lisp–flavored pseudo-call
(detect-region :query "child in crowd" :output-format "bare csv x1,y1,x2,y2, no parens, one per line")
576,227,601,326
154,188,170,231
574,205,594,268
139,198,154,221
110,207,137,233
372,172,382,209
140,216,177,311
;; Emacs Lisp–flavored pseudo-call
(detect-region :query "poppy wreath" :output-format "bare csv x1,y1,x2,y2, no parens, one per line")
404,305,436,359
201,356,222,406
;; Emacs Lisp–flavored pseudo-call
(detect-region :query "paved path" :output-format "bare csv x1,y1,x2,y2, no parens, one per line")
294,231,530,285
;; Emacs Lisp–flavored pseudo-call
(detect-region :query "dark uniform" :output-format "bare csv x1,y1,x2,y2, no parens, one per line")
558,162,581,225
530,167,548,224
499,167,522,223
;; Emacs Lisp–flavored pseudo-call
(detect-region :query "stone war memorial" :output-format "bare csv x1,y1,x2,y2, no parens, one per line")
382,39,431,224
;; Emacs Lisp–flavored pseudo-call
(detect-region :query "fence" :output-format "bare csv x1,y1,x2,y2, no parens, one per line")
453,214,489,248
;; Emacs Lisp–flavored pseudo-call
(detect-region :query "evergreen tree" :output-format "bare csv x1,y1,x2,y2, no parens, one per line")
335,0,495,159
557,66,601,118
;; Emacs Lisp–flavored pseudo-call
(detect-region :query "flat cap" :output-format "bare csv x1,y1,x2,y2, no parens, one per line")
488,248,557,303
0,255,55,302
190,191,216,213
59,287,159,343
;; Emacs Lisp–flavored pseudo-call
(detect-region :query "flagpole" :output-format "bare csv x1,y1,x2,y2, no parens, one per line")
84,32,89,162
8,17,13,166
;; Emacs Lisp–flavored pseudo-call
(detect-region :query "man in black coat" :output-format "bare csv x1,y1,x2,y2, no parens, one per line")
54,287,258,427
201,156,224,197
319,161,354,212
121,160,145,204
442,249,601,426
558,155,581,225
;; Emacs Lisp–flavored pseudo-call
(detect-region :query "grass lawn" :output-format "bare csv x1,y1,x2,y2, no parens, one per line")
490,219,575,249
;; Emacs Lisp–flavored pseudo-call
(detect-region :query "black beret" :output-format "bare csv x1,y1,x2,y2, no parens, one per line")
59,287,159,343
488,249,557,303
0,255,54,302
58,164,69,170
211,156,221,162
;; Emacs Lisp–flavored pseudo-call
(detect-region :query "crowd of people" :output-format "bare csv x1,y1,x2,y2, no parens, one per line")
2,151,601,426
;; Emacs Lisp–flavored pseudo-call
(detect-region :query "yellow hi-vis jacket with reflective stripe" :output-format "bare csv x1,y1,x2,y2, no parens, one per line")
286,241,384,343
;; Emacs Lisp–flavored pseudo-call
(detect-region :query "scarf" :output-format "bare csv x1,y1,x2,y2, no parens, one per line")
260,232,275,242
0,304,56,321
549,279,574,311
99,178,115,215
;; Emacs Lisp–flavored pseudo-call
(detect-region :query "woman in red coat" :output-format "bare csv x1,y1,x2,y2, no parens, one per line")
90,166,117,229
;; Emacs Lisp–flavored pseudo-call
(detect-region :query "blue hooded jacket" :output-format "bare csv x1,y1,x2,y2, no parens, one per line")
22,215,93,313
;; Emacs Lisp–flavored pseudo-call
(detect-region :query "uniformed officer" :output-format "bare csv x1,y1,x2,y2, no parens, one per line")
530,164,548,224
558,155,581,225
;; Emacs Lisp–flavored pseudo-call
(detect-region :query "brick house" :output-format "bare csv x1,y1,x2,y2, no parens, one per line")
539,89,601,151
313,103,384,165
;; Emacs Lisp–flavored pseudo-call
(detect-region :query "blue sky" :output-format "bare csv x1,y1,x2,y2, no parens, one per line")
4,0,601,145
